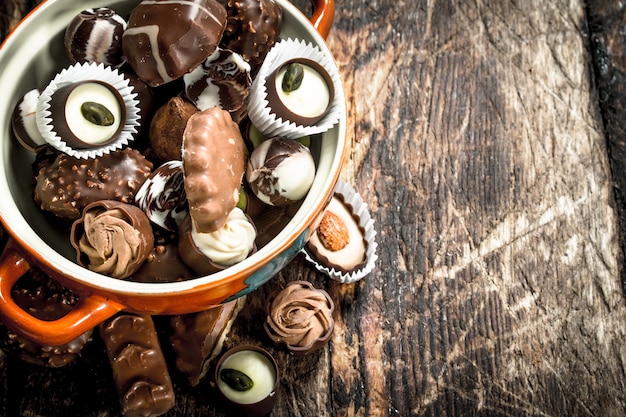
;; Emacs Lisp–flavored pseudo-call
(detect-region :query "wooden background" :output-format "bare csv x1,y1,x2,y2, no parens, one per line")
2,0,626,416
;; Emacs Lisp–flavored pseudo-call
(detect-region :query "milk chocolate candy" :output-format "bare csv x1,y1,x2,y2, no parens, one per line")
34,147,153,220
222,0,282,75
149,97,199,161
182,107,247,233
169,297,245,386
100,314,175,417
122,0,228,87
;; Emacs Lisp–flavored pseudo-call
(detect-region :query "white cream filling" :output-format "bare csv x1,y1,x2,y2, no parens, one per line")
275,64,330,118
191,207,256,266
217,350,276,404
64,82,121,144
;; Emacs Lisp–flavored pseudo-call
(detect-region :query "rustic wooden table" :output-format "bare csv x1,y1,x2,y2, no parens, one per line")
2,0,626,416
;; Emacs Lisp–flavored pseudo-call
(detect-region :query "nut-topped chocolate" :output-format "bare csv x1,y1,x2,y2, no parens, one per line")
71,200,155,279
182,107,247,233
122,0,228,87
64,8,127,67
34,147,153,220
221,0,282,75
246,137,316,206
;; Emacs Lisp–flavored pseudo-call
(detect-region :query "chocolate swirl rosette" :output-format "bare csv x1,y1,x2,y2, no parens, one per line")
264,280,334,355
70,200,154,279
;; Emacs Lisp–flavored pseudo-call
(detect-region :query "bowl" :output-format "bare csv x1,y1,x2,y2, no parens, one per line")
0,0,345,346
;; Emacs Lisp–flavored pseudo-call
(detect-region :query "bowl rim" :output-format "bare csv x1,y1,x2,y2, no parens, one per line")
0,0,347,297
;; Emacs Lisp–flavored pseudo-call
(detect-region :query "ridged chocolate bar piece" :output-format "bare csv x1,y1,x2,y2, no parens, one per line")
99,314,175,417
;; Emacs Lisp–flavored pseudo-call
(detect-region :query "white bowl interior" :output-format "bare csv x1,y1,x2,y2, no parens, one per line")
0,0,345,295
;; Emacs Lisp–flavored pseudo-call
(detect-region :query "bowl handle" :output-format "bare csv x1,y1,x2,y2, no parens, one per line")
310,0,335,39
0,240,124,346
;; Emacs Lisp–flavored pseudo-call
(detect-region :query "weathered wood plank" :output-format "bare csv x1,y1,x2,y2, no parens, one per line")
0,0,626,416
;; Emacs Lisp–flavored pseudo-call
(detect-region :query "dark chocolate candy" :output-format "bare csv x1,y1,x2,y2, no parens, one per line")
135,160,188,232
122,0,228,87
34,147,153,220
169,297,244,386
184,47,251,123
47,80,126,150
64,8,127,67
246,137,316,206
221,0,282,75
0,267,92,367
99,314,175,417
11,89,47,152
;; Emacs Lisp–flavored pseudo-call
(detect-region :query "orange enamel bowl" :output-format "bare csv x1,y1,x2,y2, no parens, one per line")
0,0,345,346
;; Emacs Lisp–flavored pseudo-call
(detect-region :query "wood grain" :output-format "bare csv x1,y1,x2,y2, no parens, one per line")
1,0,626,416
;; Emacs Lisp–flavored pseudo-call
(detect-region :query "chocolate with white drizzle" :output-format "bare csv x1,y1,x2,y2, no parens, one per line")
64,8,127,68
184,47,251,123
246,137,316,206
122,0,228,87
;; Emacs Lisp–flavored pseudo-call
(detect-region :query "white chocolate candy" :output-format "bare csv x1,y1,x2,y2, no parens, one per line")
275,63,330,118
217,349,277,404
65,82,122,144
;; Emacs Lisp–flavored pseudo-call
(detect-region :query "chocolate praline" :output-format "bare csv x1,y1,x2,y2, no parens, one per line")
246,137,316,206
64,8,127,67
264,58,334,127
11,89,47,152
47,80,126,150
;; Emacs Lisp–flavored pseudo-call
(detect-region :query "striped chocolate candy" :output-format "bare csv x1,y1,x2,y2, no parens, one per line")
64,8,127,68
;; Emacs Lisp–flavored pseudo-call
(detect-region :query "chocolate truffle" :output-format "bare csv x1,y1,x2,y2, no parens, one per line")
122,0,228,87
184,47,251,122
11,89,47,152
246,137,316,206
71,200,155,279
64,8,127,68
34,147,153,220
178,208,256,275
264,280,334,355
0,268,92,367
306,194,368,273
46,80,126,150
100,314,175,417
149,96,198,161
135,160,188,232
169,297,245,386
221,0,282,75
182,107,247,233
265,59,334,126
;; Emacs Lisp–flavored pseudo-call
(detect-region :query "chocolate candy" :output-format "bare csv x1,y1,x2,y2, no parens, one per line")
122,0,228,87
182,107,247,233
34,148,153,220
169,297,244,386
46,80,126,149
11,89,47,152
0,267,92,367
178,208,256,275
135,160,188,232
149,97,198,161
246,137,316,206
265,58,334,127
100,314,175,417
130,230,197,283
221,0,282,75
64,8,127,68
184,47,251,123
70,200,155,279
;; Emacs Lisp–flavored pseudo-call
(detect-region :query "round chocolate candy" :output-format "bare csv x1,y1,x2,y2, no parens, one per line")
264,58,334,127
48,80,126,150
11,89,47,152
246,137,316,206
64,8,127,68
